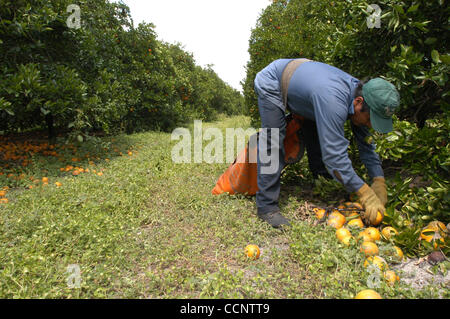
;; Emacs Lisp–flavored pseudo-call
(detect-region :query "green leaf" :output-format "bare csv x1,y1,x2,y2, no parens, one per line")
394,5,405,14
77,135,84,143
424,37,437,45
431,50,441,63
407,4,420,13
440,54,450,65
386,135,400,142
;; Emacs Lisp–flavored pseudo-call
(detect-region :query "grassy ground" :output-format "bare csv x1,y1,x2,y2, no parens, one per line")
0,115,447,298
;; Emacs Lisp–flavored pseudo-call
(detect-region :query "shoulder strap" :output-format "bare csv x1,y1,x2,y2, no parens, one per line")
281,58,312,109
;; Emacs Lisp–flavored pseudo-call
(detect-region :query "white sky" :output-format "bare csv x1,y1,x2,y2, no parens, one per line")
121,0,272,91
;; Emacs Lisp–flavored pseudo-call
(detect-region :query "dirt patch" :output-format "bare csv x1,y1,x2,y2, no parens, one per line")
392,257,449,294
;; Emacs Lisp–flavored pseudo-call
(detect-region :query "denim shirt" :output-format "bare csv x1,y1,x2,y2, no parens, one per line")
254,59,384,193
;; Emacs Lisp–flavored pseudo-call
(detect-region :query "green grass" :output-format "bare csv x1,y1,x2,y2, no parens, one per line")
0,115,447,298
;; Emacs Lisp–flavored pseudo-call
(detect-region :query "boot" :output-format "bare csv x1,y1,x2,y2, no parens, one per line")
257,210,291,228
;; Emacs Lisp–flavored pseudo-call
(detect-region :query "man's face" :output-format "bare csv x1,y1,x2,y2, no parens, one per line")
351,97,372,128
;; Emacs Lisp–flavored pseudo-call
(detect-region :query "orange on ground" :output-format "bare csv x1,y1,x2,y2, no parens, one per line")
364,227,381,242
381,226,398,240
360,241,379,257
420,228,437,242
358,231,373,242
364,256,388,271
393,246,404,261
313,208,326,220
327,212,346,229
42,177,49,183
245,244,261,260
347,217,364,229
427,221,447,233
336,228,352,242
354,289,382,299
420,228,445,249
384,270,400,286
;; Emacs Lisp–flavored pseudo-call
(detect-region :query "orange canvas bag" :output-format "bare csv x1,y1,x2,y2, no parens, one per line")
211,113,305,196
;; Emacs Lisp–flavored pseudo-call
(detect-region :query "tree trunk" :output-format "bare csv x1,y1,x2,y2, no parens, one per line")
45,114,55,142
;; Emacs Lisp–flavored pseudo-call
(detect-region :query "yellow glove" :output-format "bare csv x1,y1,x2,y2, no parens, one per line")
357,183,385,225
371,177,387,206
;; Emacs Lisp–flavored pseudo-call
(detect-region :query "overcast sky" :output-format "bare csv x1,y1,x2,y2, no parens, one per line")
121,0,272,92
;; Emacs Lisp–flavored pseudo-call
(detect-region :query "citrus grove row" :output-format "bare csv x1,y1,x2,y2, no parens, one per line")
0,0,448,300
0,0,244,139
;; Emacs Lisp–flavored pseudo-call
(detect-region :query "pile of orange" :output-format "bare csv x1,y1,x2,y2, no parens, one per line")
0,138,65,184
0,135,141,207
314,202,448,298
0,139,62,169
0,135,130,196
312,202,407,299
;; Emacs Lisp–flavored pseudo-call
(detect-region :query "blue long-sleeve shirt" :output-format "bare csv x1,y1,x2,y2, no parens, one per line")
255,59,384,193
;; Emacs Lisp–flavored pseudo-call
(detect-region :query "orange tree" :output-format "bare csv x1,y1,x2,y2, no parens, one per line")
244,0,448,128
243,0,449,255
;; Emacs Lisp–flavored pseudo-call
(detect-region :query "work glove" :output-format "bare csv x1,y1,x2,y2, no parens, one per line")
356,183,385,225
371,177,388,206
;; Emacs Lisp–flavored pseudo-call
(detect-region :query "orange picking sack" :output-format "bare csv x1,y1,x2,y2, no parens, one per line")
211,113,305,196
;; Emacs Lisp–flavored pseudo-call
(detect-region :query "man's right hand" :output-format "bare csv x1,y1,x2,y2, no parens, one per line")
356,183,385,225
371,177,388,206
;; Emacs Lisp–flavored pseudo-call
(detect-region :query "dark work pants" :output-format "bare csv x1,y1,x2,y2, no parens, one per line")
256,100,330,215
256,96,287,215
301,119,331,179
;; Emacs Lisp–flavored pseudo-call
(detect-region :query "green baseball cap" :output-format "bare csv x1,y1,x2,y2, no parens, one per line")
362,78,400,133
